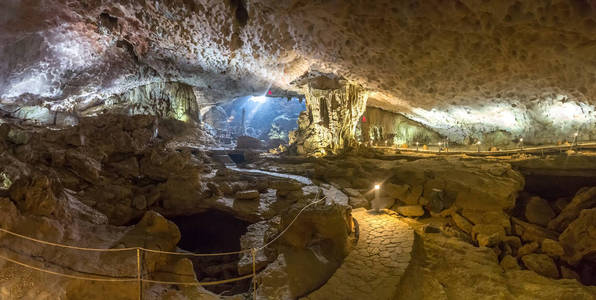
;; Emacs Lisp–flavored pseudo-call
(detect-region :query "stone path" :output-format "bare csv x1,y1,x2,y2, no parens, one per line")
302,208,414,300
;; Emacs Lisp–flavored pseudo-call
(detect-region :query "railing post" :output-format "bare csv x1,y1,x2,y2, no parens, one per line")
137,248,142,300
252,248,257,300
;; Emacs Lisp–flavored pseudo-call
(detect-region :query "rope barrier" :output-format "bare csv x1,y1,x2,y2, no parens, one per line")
0,252,137,282
141,274,254,286
0,228,138,252
0,191,329,298
142,247,251,256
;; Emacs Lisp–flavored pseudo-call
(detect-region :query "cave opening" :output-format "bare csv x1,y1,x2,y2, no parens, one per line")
169,210,252,295
202,95,305,145
522,174,596,201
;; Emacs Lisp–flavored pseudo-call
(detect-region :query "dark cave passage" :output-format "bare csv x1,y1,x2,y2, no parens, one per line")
169,210,252,295
523,174,596,201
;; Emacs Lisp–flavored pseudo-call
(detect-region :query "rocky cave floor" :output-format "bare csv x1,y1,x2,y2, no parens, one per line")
0,115,595,300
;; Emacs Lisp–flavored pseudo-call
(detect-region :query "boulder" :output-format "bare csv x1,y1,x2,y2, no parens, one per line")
404,185,423,205
383,183,409,200
511,217,558,243
235,190,260,200
521,254,560,279
395,205,425,217
517,242,539,258
349,196,369,209
541,239,565,258
500,255,521,270
65,150,101,183
425,188,447,213
343,188,361,198
451,212,473,234
109,157,140,178
9,175,58,216
115,211,180,251
549,187,596,232
462,209,511,234
502,236,522,251
472,224,505,247
558,207,596,266
524,196,555,226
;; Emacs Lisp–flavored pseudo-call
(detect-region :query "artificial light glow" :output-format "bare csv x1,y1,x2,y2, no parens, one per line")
574,132,579,137
477,141,481,145
374,184,380,190
520,138,524,142
250,96,268,103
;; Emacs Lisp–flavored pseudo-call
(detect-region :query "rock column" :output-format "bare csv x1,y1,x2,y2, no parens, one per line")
293,82,367,156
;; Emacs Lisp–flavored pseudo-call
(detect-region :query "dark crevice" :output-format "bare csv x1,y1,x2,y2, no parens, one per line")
116,39,139,63
169,210,251,295
98,12,118,32
230,0,248,27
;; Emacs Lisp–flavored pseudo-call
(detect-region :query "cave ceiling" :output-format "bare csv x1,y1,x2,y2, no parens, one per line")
1,0,596,138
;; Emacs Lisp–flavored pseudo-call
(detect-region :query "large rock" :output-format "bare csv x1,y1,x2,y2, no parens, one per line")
521,254,560,279
451,212,473,234
500,255,521,270
524,196,555,227
472,224,506,248
235,190,260,200
549,186,596,232
511,217,558,243
541,239,565,258
9,175,58,216
558,207,596,266
462,208,512,235
396,205,425,217
115,211,180,251
517,242,539,258
65,150,101,183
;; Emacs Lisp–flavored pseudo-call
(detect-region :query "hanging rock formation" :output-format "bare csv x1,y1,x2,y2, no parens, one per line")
292,77,367,156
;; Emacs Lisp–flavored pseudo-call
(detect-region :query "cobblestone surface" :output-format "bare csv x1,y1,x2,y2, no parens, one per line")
302,208,414,300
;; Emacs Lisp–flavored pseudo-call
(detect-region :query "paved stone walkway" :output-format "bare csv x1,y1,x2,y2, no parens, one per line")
302,208,414,300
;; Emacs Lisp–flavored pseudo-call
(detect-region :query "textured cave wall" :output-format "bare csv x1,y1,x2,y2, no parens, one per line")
358,107,443,146
402,95,596,145
293,81,367,155
80,82,200,122
1,0,596,140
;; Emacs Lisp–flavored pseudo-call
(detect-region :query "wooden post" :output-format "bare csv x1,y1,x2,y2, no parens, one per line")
137,248,142,300
252,248,257,300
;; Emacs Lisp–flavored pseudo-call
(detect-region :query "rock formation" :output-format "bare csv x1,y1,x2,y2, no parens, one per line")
292,77,367,155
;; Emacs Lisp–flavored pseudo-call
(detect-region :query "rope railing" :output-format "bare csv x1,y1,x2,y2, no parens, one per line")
0,192,328,299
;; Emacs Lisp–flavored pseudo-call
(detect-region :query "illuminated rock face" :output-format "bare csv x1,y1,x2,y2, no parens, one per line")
293,82,367,155
81,82,200,122
359,107,443,146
